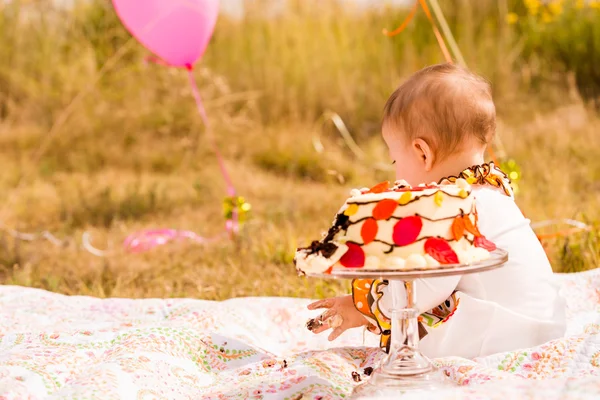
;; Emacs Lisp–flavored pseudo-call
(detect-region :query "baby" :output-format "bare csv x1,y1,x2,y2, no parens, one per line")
308,63,566,358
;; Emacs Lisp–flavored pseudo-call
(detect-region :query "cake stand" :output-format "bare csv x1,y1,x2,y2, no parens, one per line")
307,248,508,398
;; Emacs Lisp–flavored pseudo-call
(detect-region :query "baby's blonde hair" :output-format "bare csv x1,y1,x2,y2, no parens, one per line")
383,63,496,161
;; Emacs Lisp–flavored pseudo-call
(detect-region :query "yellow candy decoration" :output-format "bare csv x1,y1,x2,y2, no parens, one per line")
458,189,469,199
344,203,359,216
434,191,444,207
398,191,412,205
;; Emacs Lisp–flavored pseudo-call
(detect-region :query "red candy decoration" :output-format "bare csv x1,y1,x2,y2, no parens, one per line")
361,218,378,244
474,236,497,251
392,216,423,246
368,181,390,194
372,199,398,220
424,237,459,264
339,243,365,268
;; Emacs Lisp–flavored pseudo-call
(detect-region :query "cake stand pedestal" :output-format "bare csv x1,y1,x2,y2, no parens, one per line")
308,248,508,398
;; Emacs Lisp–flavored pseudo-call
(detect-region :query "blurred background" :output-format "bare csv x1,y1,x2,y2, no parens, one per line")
0,0,598,299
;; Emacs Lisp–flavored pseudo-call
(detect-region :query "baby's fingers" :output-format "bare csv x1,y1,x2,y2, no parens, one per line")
307,298,334,310
328,317,353,341
307,309,335,334
328,325,346,341
311,323,330,334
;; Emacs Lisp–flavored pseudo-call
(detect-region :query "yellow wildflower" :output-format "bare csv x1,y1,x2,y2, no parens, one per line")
524,0,541,15
541,10,554,23
505,12,519,24
575,0,585,9
548,0,563,15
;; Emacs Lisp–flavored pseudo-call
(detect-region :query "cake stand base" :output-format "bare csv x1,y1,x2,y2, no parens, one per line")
352,367,456,398
305,250,508,400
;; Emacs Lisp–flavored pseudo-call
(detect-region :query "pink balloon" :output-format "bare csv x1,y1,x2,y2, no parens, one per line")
112,0,219,67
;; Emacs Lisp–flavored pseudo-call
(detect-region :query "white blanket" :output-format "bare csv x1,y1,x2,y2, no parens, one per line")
1,269,599,399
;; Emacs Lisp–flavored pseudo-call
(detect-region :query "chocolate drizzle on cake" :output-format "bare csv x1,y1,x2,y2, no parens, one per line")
296,212,351,259
323,212,351,243
350,212,465,225
343,233,475,256
302,240,338,258
347,189,466,207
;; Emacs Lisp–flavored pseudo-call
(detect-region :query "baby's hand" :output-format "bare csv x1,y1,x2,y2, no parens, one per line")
306,295,374,341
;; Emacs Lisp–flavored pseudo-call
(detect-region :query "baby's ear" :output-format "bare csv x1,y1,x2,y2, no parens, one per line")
412,138,434,171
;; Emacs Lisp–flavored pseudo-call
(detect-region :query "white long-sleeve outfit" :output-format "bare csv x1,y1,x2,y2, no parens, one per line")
354,164,566,359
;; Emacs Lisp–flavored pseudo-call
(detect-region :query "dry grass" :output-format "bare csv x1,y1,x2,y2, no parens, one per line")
0,0,598,300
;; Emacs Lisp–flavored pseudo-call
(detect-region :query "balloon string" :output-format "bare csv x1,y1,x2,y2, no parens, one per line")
382,0,419,37
185,65,239,234
382,0,452,63
417,0,453,63
486,143,500,166
383,1,497,163
143,56,239,195
144,55,171,67
532,219,592,241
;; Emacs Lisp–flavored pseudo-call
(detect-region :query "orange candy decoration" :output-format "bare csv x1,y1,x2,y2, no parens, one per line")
452,214,481,239
361,218,378,244
451,216,465,241
368,181,390,194
463,214,481,236
451,212,498,252
372,199,398,220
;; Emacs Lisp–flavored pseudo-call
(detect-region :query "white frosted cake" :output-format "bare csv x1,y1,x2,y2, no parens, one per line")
294,179,496,275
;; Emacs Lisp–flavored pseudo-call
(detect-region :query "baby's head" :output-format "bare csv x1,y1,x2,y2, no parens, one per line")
382,63,496,186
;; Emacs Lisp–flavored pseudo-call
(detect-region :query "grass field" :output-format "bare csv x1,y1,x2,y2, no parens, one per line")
0,0,598,300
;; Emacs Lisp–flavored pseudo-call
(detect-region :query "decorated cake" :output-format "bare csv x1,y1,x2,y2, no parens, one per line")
294,178,496,275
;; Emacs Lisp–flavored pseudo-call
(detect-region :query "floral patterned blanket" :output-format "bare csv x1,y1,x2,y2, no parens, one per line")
1,269,600,399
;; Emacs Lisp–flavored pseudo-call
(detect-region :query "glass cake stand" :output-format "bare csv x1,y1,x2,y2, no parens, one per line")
307,248,508,398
